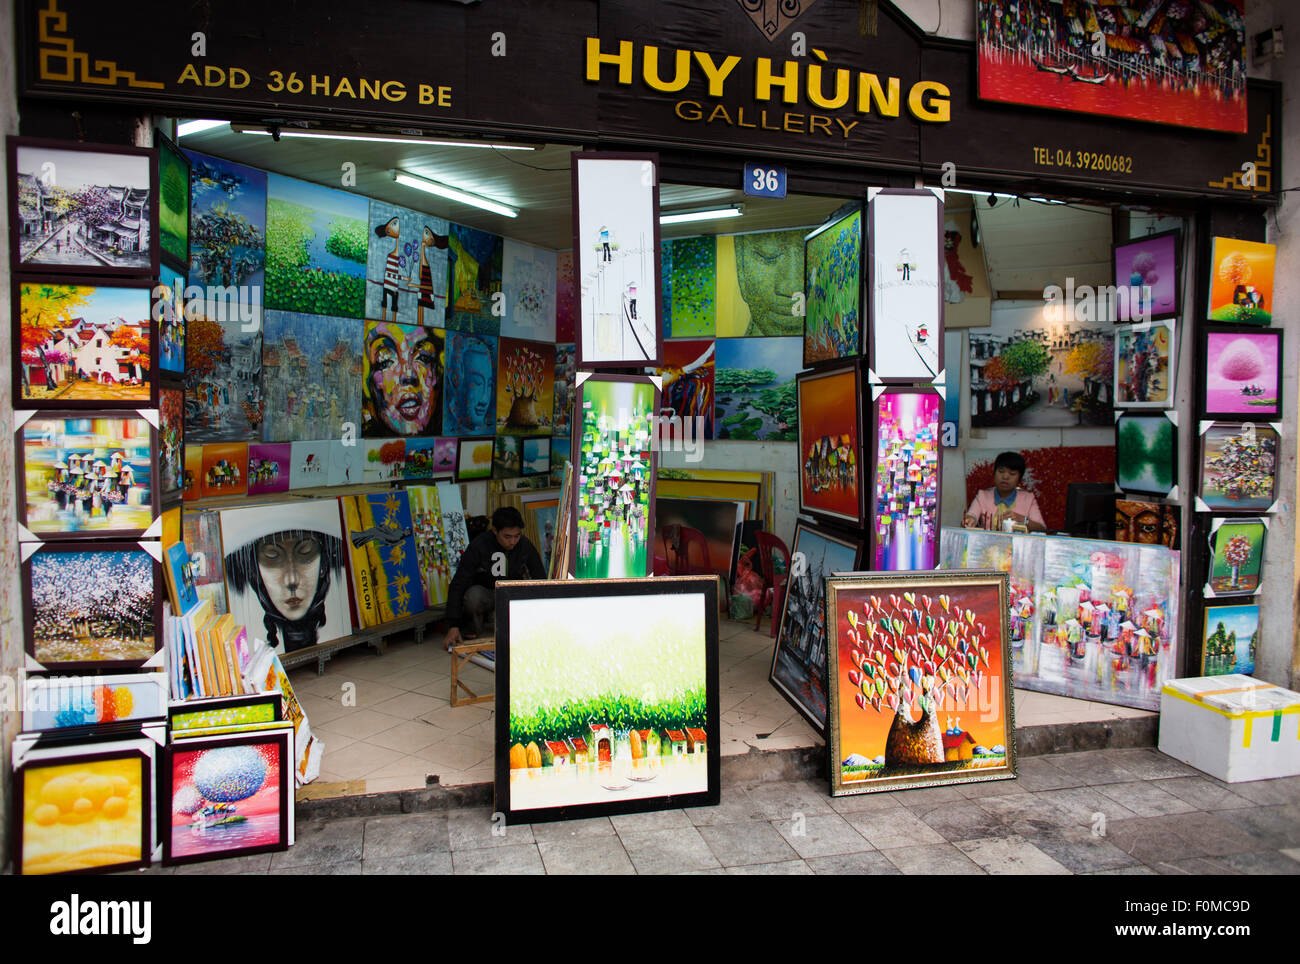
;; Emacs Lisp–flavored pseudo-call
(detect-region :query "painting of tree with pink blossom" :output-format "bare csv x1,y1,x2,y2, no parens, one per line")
1202,327,1282,419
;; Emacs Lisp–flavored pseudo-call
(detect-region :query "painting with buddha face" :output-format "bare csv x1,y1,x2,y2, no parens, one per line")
442,331,497,436
362,320,444,438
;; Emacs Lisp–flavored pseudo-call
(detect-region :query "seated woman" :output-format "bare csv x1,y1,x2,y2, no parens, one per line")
963,451,1047,533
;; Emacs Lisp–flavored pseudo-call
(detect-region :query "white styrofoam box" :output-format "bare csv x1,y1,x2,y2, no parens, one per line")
1159,674,1300,783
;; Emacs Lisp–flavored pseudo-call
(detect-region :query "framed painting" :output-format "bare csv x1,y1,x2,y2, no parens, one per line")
1207,236,1276,325
1201,326,1282,421
362,319,444,438
521,436,551,477
572,152,663,368
769,520,865,735
496,336,556,437
22,541,163,673
159,386,184,504
161,727,293,866
1197,421,1280,513
1115,412,1178,499
1112,230,1180,322
183,295,263,444
265,172,368,318
22,672,168,735
365,199,449,328
495,576,719,824
869,386,942,570
156,129,191,273
826,570,1016,795
712,337,800,441
795,362,864,526
571,373,659,579
866,188,944,383
185,149,266,291
803,206,862,366
15,737,156,875
261,310,364,444
456,435,494,481
1201,603,1259,677
8,136,159,277
14,278,158,409
16,411,158,540
1114,319,1176,409
156,264,186,378
1205,517,1267,598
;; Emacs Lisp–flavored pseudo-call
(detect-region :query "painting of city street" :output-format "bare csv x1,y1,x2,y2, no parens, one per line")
969,313,1114,427
770,521,864,734
185,149,266,291
183,298,263,443
262,310,363,443
16,281,154,405
10,139,155,275
977,0,1247,134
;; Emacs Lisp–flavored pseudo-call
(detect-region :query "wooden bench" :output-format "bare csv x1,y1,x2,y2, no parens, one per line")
450,639,496,707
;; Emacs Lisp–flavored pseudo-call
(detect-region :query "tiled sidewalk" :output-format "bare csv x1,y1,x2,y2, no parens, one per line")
151,748,1300,875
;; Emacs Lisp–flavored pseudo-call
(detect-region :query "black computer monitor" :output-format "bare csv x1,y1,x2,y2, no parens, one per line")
1064,483,1117,539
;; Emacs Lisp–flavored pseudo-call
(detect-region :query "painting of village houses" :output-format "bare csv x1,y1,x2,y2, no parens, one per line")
969,309,1114,428
183,300,263,443
12,141,154,274
261,311,364,444
17,282,153,404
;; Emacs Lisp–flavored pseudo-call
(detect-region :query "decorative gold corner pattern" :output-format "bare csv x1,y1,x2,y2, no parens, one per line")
1207,116,1272,192
37,0,165,90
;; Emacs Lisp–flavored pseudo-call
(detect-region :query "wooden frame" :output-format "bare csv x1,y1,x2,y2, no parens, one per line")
802,205,863,367
160,727,292,866
494,576,719,824
768,519,866,735
12,277,160,410
22,540,164,673
16,410,161,540
1199,325,1283,422
1113,318,1177,410
867,384,944,570
569,372,660,579
14,738,155,875
1112,228,1181,322
155,128,191,273
826,569,1016,795
7,135,159,278
795,361,865,527
571,151,663,369
866,187,944,383
451,639,496,707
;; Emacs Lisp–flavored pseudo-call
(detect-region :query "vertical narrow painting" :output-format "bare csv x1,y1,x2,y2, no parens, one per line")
25,544,159,671
219,501,353,653
1199,422,1279,512
182,508,228,613
553,342,576,439
655,339,714,440
663,236,715,337
867,189,943,382
555,249,576,343
19,413,155,537
573,376,658,578
341,491,426,626
803,208,861,365
827,572,1015,794
1207,518,1266,596
1208,236,1275,324
157,131,190,271
1202,328,1282,420
437,481,470,569
184,297,263,443
16,281,154,405
442,331,497,436
185,149,266,291
715,229,805,337
18,746,150,875
573,153,662,366
265,173,368,318
408,484,453,607
501,239,557,341
362,320,444,438
770,522,864,734
159,386,184,502
365,200,448,328
712,337,799,441
1114,320,1175,408
157,265,186,376
871,389,941,570
796,363,862,526
447,223,504,332
262,311,364,443
496,336,555,436
1202,603,1259,676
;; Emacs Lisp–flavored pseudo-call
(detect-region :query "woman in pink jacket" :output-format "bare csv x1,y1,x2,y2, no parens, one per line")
963,451,1047,532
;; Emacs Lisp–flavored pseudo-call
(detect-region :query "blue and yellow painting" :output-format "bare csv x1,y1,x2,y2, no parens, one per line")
341,491,425,626
446,223,504,334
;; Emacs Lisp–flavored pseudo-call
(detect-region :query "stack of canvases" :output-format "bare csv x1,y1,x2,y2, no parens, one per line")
176,148,571,500
1188,237,1283,679
766,188,977,797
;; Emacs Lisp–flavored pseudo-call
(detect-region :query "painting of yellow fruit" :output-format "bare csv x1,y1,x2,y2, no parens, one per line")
21,755,146,875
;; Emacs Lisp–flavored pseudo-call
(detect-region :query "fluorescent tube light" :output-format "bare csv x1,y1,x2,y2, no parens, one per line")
177,119,230,137
660,205,744,225
392,169,519,218
231,125,535,150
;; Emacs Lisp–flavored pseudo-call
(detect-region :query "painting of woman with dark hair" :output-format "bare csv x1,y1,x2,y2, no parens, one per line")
219,503,352,652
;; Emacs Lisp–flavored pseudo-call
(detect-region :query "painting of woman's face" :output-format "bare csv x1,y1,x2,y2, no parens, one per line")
256,533,322,621
365,322,442,436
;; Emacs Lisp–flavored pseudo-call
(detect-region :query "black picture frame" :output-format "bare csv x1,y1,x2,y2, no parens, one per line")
1112,228,1181,323
7,135,159,278
494,576,720,825
1115,411,1179,500
1199,325,1283,422
455,435,494,482
866,187,945,383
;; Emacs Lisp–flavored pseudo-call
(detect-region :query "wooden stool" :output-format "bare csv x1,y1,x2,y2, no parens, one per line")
450,639,496,707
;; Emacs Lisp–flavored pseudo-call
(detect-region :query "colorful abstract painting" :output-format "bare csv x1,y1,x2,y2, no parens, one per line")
447,223,504,333
362,320,444,438
714,229,804,337
796,364,862,526
159,387,184,501
655,338,714,440
1114,320,1175,408
664,236,715,337
262,310,363,443
871,389,941,570
157,265,186,375
247,442,291,496
442,331,496,436
184,297,263,444
365,200,449,328
200,441,247,499
265,173,368,318
408,484,454,607
1208,236,1275,324
341,491,426,625
501,239,557,341
185,149,266,291
803,209,861,365
496,336,555,436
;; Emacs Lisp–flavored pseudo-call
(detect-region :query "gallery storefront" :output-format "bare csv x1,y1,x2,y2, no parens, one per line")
2,0,1293,871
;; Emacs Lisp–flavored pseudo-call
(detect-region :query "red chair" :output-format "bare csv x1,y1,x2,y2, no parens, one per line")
754,530,791,637
663,524,712,575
